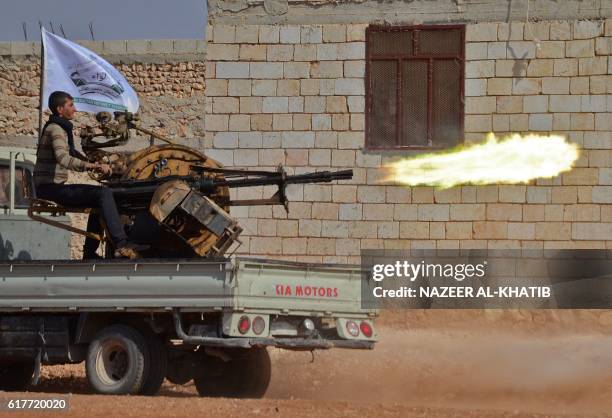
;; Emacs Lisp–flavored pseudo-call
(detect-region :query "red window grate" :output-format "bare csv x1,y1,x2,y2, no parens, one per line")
365,25,465,150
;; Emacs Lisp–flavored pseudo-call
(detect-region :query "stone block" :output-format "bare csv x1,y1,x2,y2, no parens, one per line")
466,23,498,42
173,39,197,53
250,62,283,79
339,204,362,221
550,21,571,40
573,20,604,39
570,113,594,130
595,37,612,55
465,79,487,97
294,45,317,61
317,44,338,61
495,59,527,77
305,96,326,113
216,62,249,79
312,114,332,130
213,97,239,114
252,80,277,96
239,44,267,61
523,95,548,113
497,96,523,113
449,204,486,221
284,62,310,79
334,78,365,96
213,25,236,43
549,95,581,112
263,97,289,113
566,40,594,58
488,42,507,59
331,149,355,166
280,25,301,44
282,132,315,148
536,41,564,58
205,114,228,131
207,44,239,61
498,22,524,41
363,204,394,221
535,222,571,240
240,97,263,113
228,79,252,96
465,115,492,132
507,223,535,240
338,42,365,60
512,78,541,94
487,78,512,95
466,43,487,60
235,25,259,43
578,57,608,75
275,80,298,97
311,61,343,78
312,203,339,220
529,113,553,131
554,58,578,76
259,26,280,43
205,79,228,96
399,222,429,239
347,24,367,42
486,203,522,221
506,41,536,59
465,60,495,78
527,59,554,76
473,221,507,239
323,25,346,43
523,21,549,40
267,45,293,61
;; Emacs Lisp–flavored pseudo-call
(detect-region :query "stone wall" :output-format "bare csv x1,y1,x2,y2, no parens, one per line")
203,19,612,262
0,39,207,143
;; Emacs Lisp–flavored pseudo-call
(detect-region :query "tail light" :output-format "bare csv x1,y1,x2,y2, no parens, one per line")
252,316,265,335
360,321,373,338
345,320,359,337
238,316,250,334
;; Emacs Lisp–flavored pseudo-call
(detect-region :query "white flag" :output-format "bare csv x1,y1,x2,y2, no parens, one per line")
42,28,139,114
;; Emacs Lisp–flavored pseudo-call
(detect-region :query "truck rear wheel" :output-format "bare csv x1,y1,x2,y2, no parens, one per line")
85,325,147,395
0,361,35,391
139,331,168,396
194,347,271,398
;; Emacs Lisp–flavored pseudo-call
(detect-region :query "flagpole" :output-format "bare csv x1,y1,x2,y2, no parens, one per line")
37,31,44,141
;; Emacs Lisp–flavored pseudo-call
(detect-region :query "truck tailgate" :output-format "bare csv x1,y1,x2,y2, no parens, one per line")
232,258,374,317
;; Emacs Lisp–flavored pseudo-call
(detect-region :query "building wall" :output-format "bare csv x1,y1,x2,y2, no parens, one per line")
0,40,207,143
203,19,612,262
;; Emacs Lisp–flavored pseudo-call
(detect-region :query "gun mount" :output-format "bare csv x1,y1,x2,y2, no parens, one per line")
69,112,354,258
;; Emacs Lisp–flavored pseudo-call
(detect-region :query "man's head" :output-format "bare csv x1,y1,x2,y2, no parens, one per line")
48,91,76,120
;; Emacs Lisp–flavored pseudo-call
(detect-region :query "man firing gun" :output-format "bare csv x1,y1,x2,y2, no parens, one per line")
33,91,147,259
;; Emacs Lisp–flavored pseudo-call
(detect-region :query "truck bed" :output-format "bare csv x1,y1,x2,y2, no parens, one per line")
0,257,374,318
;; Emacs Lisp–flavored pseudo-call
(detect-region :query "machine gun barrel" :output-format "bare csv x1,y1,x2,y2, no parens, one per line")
217,169,353,188
106,168,353,211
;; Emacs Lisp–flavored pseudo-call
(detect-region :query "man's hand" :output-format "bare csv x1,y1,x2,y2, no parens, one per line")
87,162,113,175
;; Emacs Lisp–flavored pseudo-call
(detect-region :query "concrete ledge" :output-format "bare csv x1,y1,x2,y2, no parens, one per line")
0,39,204,57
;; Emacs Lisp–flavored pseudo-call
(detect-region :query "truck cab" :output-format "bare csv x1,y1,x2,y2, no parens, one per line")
0,147,71,260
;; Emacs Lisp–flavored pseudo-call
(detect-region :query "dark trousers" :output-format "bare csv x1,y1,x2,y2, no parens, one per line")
36,184,128,256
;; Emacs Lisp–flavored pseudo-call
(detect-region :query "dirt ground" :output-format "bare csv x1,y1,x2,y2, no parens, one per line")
3,311,612,417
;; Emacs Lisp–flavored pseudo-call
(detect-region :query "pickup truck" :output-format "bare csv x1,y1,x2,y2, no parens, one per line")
0,146,377,397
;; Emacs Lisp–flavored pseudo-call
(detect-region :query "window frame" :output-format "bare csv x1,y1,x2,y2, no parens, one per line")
0,163,34,210
365,24,466,151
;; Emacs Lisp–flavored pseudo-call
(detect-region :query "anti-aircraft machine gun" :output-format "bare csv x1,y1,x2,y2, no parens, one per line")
61,111,353,258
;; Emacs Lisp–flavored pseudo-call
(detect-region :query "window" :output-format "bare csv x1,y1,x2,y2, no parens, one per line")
0,165,32,208
365,25,465,150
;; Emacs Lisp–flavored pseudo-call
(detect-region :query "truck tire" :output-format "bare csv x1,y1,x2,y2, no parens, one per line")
139,331,168,396
194,347,271,398
85,325,147,395
165,354,195,385
0,361,35,391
